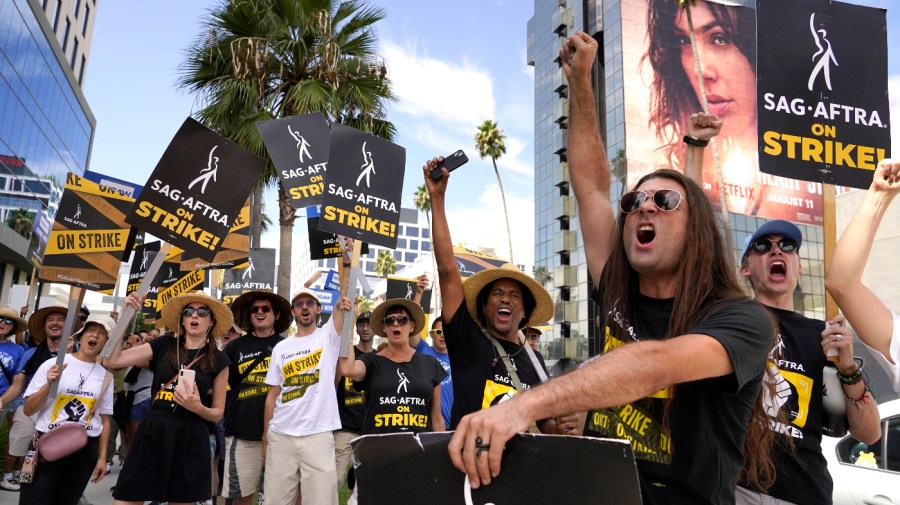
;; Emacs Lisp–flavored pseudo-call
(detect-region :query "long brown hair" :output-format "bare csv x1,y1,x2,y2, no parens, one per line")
163,305,220,373
643,0,757,163
597,169,777,490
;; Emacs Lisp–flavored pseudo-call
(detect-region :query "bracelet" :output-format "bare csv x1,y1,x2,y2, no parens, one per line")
837,357,864,385
844,380,872,410
683,135,709,148
342,262,351,267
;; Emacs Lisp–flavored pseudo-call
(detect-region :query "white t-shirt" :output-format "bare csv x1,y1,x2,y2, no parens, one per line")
124,367,154,404
861,311,900,392
265,319,341,437
25,355,114,437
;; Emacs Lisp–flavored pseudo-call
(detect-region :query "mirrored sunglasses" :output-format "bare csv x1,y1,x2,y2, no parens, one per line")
182,307,212,318
620,189,684,213
0,318,15,325
748,237,799,254
384,316,410,326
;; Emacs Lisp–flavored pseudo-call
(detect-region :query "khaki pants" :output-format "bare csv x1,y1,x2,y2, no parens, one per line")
333,430,358,488
264,429,337,505
222,437,264,499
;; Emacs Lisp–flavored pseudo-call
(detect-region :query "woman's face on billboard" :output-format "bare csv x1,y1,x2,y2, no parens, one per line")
675,2,756,140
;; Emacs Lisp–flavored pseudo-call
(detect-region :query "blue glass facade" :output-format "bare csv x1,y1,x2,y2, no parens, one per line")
0,0,93,264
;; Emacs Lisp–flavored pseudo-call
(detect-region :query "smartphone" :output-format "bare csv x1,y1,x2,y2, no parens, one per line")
430,150,469,180
177,369,196,396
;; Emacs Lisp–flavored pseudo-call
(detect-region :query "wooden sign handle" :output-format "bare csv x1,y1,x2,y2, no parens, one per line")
48,286,86,397
101,242,172,358
339,239,362,358
822,183,838,320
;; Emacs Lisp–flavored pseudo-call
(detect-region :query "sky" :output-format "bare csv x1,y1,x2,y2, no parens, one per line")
82,0,900,286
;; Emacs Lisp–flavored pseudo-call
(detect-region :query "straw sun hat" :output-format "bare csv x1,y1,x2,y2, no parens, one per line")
462,264,553,329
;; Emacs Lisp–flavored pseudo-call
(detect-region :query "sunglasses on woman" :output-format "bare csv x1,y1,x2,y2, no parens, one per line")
747,237,799,254
182,307,212,318
620,189,684,213
0,318,15,325
384,316,410,326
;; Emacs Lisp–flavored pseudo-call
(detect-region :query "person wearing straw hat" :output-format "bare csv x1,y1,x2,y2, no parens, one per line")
0,307,27,491
19,314,116,505
827,159,900,392
339,298,446,435
104,291,232,505
422,155,564,434
1,305,75,492
261,288,351,505
339,298,446,505
736,219,880,505
445,35,778,504
221,290,291,505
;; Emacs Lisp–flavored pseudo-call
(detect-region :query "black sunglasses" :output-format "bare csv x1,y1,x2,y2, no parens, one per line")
748,237,799,255
384,316,410,326
182,307,212,318
250,305,272,314
0,318,15,325
620,189,684,213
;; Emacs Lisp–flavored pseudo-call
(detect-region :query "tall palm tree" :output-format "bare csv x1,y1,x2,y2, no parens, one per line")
474,119,514,263
375,249,396,278
532,265,552,288
178,0,396,297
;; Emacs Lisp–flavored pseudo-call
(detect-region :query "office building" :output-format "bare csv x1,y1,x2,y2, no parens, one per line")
0,0,96,303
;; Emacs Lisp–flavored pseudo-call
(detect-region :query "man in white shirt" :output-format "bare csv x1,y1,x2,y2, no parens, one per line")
262,288,350,505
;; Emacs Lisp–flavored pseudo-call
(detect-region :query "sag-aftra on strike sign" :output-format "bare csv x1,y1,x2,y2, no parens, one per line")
126,118,264,261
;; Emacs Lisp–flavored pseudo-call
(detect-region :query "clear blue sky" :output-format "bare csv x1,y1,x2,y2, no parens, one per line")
82,1,899,278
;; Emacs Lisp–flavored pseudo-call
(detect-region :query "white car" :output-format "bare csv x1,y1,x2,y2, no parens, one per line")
821,398,900,505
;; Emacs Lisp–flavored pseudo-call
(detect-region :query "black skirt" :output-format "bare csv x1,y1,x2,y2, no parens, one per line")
112,410,212,502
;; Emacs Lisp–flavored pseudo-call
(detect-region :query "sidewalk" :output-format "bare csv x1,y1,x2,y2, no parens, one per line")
0,462,121,505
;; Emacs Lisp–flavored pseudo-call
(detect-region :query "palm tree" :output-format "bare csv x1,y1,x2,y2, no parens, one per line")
474,119,513,263
375,249,396,278
178,0,396,297
412,182,437,288
532,265,552,288
356,295,374,314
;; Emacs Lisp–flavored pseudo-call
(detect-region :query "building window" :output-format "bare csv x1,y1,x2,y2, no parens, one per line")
70,39,79,69
72,0,81,17
78,55,86,84
81,5,90,36
52,0,63,31
61,19,71,51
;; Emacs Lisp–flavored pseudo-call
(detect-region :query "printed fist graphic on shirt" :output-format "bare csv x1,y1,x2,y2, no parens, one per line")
63,399,87,422
763,364,792,418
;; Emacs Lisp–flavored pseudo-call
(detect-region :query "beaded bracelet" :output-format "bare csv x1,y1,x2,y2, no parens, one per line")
683,135,709,148
837,357,864,385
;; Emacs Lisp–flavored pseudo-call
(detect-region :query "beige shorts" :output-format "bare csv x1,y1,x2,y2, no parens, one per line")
8,406,35,457
221,437,264,499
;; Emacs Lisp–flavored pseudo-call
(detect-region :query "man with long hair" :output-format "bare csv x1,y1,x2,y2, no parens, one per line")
448,32,775,505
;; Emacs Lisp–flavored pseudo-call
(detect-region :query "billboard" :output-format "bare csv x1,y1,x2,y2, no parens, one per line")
621,0,830,225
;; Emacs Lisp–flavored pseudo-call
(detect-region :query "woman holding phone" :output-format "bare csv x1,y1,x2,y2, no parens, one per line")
103,292,231,505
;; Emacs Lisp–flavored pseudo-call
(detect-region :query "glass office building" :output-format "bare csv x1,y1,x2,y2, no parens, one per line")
0,0,95,295
528,0,827,369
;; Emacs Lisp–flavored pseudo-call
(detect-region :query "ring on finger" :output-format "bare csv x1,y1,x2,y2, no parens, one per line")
835,334,843,341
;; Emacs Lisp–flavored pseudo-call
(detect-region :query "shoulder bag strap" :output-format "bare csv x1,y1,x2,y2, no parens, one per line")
157,352,206,394
484,330,540,434
226,345,273,429
518,330,549,383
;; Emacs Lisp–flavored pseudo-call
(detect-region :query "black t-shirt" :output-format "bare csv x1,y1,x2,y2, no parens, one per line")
148,337,230,421
740,307,831,505
223,334,284,440
356,351,446,435
443,301,549,429
336,345,367,433
583,293,772,505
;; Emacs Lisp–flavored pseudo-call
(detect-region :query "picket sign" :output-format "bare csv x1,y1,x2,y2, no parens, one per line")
101,242,172,358
48,285,87,397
